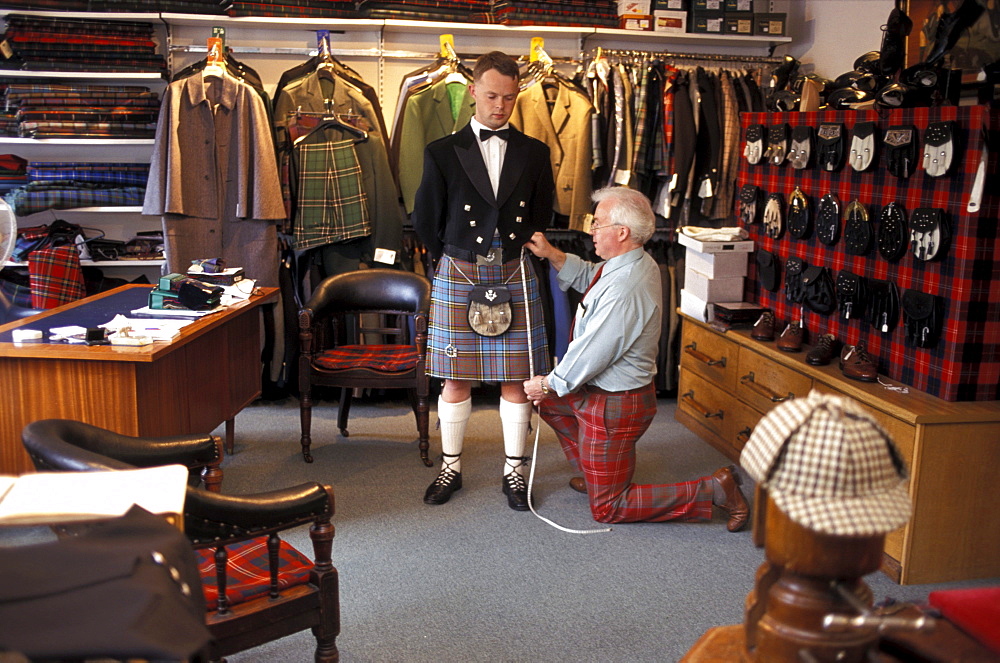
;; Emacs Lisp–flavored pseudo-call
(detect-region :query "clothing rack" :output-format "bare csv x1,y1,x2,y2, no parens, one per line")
590,47,785,66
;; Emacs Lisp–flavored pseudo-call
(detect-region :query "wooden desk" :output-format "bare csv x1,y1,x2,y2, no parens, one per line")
0,285,278,474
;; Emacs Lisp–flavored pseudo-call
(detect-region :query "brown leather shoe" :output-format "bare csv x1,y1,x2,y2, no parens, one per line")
776,321,804,352
712,466,750,532
840,342,878,382
751,310,775,341
569,477,587,494
806,333,838,366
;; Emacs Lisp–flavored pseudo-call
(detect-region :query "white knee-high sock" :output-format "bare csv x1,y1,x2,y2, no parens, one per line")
500,397,533,476
437,395,471,474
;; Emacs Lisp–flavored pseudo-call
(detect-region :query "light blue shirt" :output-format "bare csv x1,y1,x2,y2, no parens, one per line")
547,247,662,396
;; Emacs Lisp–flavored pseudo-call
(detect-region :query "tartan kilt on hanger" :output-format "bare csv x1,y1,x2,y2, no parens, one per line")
427,238,550,383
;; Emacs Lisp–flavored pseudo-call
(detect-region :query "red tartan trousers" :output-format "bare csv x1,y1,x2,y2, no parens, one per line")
539,383,714,524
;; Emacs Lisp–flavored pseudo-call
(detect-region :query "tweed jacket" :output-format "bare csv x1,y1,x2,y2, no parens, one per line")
397,75,475,214
412,123,554,261
509,80,593,231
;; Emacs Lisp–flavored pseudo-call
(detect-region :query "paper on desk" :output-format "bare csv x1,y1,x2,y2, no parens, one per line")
130,305,222,319
0,465,187,525
101,314,192,341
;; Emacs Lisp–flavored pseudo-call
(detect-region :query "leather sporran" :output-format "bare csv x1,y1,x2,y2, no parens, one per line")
468,285,512,337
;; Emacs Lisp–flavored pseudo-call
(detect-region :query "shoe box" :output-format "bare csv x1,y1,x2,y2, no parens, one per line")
678,232,753,322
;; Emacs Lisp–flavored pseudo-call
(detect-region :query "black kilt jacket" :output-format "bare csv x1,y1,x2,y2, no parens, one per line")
412,123,555,261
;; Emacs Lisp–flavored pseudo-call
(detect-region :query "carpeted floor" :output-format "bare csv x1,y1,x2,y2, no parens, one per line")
209,391,997,662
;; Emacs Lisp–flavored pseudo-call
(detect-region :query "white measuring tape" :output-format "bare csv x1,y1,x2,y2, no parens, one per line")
519,248,611,535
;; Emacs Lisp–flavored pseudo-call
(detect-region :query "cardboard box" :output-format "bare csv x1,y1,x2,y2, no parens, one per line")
680,288,712,322
724,0,753,11
685,247,748,278
653,10,687,34
676,231,754,254
653,0,687,9
684,270,745,303
619,14,653,30
692,0,723,10
754,12,786,36
617,0,651,15
690,10,725,33
723,12,755,35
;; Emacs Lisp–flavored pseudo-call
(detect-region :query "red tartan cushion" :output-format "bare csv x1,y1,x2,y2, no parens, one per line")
196,536,313,610
313,344,419,373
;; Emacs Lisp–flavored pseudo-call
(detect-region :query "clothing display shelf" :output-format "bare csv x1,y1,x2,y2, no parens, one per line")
739,106,1000,403
0,8,168,275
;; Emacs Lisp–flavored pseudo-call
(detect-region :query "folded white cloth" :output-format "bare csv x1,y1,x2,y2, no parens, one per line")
678,226,749,242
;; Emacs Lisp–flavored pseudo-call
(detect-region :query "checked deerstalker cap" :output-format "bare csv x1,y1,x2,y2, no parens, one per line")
740,391,912,537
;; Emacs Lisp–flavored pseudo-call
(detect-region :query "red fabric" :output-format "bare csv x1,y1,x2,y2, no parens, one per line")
539,383,714,524
28,245,85,308
196,537,313,610
929,586,1000,654
313,344,418,373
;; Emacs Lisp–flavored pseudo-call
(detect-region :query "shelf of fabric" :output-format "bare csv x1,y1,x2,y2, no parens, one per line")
0,139,154,163
0,70,164,81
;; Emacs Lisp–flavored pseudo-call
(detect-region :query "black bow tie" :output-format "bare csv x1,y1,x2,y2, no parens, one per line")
479,128,510,141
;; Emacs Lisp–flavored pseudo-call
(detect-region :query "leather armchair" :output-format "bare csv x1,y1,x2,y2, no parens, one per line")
21,418,340,663
298,267,432,465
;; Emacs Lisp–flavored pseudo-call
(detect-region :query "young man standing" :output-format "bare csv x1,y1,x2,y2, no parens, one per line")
412,51,555,511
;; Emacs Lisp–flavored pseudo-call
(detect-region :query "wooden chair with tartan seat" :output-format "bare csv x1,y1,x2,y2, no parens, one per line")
297,267,432,465
22,418,341,663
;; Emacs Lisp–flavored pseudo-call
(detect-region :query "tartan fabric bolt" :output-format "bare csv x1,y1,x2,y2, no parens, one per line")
28,245,86,309
313,344,419,373
195,537,313,610
741,391,912,537
540,383,713,524
292,138,371,250
427,239,550,383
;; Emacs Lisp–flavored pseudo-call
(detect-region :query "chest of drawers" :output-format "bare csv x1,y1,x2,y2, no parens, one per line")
676,314,1000,585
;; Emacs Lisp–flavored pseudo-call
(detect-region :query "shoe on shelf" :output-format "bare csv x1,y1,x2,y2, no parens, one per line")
840,342,878,382
502,472,529,511
712,466,750,533
776,321,804,352
569,477,587,494
806,333,838,366
423,468,462,505
751,310,776,341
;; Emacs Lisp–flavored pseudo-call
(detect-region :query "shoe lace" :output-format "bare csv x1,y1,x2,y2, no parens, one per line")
504,472,526,492
432,467,459,487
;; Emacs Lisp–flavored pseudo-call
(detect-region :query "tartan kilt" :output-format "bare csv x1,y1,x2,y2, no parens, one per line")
427,250,550,382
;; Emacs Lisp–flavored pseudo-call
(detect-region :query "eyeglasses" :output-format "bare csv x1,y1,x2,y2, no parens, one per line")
590,222,620,235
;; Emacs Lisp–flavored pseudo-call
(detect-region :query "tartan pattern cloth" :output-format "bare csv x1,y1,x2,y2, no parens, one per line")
540,383,714,524
27,163,150,186
740,391,911,537
6,183,146,216
740,105,1000,401
313,344,419,373
28,245,86,309
195,537,313,611
427,239,551,382
292,138,371,250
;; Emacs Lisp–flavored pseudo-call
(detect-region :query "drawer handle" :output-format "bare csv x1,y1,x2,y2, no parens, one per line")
683,342,727,368
740,372,794,403
736,427,753,444
681,390,724,420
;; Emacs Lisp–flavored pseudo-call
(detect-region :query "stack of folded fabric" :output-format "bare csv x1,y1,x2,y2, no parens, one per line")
92,0,226,12
223,0,359,18
0,155,27,197
0,14,167,75
0,108,18,138
359,0,492,23
492,0,619,28
5,83,160,139
5,162,149,216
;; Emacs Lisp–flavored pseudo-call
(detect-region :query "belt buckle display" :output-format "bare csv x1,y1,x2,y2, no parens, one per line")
476,249,502,266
